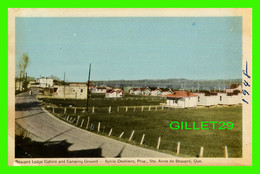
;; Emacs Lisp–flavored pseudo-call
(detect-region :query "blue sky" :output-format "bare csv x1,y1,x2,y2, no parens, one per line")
15,17,242,82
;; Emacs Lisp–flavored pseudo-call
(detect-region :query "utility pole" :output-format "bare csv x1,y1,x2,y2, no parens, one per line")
86,63,91,112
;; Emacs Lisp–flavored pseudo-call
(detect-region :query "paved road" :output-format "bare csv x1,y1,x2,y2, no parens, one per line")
15,88,175,158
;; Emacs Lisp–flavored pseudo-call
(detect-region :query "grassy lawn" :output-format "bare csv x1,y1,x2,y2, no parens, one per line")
45,102,242,158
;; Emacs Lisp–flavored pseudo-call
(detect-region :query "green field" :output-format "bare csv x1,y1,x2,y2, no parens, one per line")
42,97,242,158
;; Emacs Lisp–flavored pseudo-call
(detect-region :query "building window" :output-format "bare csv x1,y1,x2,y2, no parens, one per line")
198,96,200,102
220,96,222,101
81,89,83,93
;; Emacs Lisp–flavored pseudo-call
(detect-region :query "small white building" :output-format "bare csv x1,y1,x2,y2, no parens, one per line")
194,92,219,106
194,92,242,106
36,77,54,88
160,88,173,96
164,91,198,108
150,87,162,96
129,88,142,95
91,86,107,94
218,92,242,105
52,83,88,99
105,89,123,98
141,87,151,96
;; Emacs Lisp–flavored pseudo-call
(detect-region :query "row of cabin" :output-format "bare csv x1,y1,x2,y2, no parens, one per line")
90,86,124,98
42,84,124,99
105,89,123,98
164,91,242,108
129,87,172,96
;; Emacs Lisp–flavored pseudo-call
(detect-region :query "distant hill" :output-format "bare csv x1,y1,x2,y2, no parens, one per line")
94,78,242,90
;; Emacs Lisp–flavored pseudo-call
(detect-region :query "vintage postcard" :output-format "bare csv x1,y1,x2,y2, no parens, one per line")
8,8,252,166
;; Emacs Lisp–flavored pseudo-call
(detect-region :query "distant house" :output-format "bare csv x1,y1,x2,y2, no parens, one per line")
51,83,88,99
129,88,142,95
36,77,54,88
105,89,123,98
150,87,162,96
91,86,107,94
160,88,173,96
141,87,151,96
225,84,242,93
164,91,198,108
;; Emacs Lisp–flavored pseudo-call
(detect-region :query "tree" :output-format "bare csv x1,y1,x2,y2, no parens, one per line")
18,53,30,78
17,53,30,91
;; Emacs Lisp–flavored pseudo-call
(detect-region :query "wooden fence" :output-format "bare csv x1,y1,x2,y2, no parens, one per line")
48,108,230,158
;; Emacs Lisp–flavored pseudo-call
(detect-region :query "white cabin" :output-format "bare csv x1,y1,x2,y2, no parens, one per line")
164,91,198,108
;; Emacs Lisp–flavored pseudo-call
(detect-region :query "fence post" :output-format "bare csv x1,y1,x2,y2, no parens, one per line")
86,116,90,129
108,128,113,136
108,106,111,114
119,132,124,138
149,106,151,111
157,137,161,149
133,106,136,112
117,106,120,112
162,106,164,110
155,106,157,111
140,134,145,145
66,115,69,121
141,106,144,112
74,108,76,114
129,130,135,141
97,122,100,132
52,107,55,113
92,106,95,114
224,146,228,158
64,107,67,114
126,106,128,112
80,119,85,127
102,126,105,134
176,142,181,155
199,146,204,158
76,116,80,125
90,124,94,131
